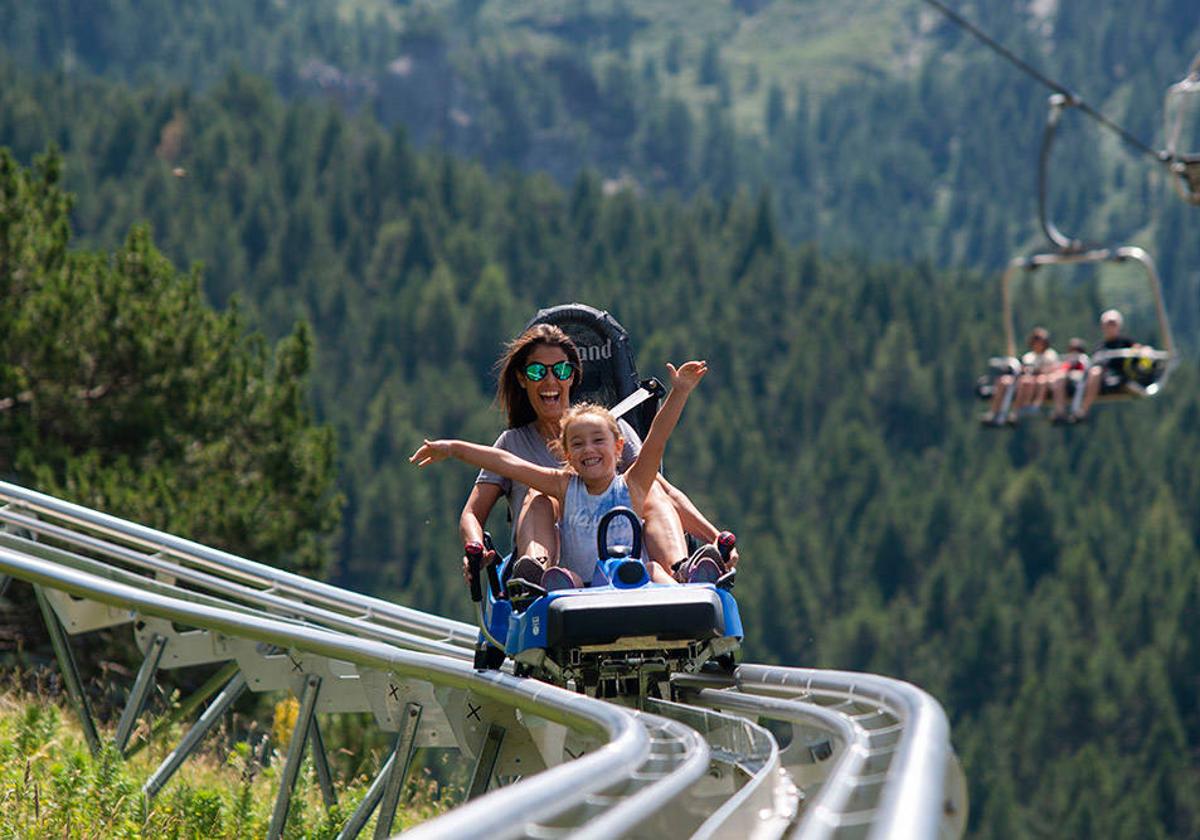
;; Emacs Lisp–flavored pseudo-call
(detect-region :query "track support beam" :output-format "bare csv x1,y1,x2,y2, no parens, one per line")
335,702,424,840
114,632,167,753
374,702,423,839
310,715,338,809
467,724,505,800
34,584,101,756
144,670,247,798
268,674,322,840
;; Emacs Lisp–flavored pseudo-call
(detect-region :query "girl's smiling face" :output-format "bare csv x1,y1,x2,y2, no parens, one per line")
563,413,623,487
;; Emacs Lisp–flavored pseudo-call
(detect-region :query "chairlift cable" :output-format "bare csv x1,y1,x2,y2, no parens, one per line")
920,0,1167,164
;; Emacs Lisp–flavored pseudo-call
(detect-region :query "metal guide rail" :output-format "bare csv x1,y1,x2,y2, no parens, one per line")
0,481,479,650
0,542,725,839
0,481,966,838
732,665,968,839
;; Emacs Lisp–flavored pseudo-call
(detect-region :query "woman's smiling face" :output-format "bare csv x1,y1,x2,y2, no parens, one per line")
518,343,573,423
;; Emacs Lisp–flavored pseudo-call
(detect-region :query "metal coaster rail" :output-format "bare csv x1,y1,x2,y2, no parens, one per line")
0,480,965,838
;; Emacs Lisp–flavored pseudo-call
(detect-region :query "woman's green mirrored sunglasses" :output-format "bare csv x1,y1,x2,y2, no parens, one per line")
524,360,576,382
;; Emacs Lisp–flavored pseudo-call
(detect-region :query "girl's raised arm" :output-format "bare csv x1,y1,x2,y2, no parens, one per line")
410,439,568,500
625,360,707,495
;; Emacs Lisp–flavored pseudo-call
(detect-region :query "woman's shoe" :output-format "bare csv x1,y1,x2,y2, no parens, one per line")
674,544,725,584
508,555,546,587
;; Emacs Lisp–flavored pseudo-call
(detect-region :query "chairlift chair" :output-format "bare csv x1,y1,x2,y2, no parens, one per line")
977,96,1181,421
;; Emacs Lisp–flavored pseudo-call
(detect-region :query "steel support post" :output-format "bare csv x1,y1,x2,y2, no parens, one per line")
309,715,338,809
466,724,505,800
373,702,423,840
34,585,101,756
125,661,240,758
336,752,394,840
335,702,424,840
114,633,167,753
267,674,322,840
143,671,248,798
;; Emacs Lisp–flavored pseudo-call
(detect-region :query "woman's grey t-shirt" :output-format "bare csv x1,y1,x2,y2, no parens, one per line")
475,419,642,534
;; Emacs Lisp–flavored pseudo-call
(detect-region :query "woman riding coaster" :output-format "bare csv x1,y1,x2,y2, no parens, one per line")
455,324,737,586
411,358,724,585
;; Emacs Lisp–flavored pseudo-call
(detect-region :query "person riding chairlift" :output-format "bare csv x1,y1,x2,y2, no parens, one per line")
1069,309,1140,423
982,327,1058,427
1048,337,1090,424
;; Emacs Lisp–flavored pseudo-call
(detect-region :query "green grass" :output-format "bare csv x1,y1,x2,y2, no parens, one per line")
335,0,927,134
0,678,452,839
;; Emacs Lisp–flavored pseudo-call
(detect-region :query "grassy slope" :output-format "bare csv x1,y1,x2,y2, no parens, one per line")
0,681,448,839
340,0,924,132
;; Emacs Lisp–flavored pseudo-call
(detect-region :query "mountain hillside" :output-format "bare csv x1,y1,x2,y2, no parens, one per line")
4,0,1199,326
2,3,1200,836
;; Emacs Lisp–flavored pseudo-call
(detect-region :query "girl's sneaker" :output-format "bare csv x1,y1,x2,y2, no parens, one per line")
543,566,585,591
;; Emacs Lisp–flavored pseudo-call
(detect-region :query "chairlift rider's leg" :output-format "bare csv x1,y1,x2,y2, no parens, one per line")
1076,365,1103,419
1030,373,1050,409
1050,371,1069,420
639,482,687,585
515,491,558,567
986,374,1015,423
1005,374,1031,423
1075,376,1094,417
1013,374,1036,414
1000,375,1019,421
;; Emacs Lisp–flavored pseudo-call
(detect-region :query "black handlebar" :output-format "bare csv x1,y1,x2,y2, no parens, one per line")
597,506,642,560
465,541,485,602
717,531,736,565
486,554,503,599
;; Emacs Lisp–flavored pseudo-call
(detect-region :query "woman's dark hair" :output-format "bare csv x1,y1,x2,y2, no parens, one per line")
496,324,583,428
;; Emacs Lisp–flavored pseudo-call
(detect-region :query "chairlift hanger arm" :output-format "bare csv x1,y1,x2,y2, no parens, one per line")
1037,95,1086,254
1164,51,1200,204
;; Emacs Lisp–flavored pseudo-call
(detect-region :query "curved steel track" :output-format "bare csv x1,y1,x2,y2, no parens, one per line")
0,481,966,838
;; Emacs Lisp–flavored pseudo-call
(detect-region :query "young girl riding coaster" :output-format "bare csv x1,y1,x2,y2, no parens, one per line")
410,360,725,587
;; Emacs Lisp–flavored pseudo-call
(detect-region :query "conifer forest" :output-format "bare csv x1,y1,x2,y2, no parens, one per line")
1,1,1199,835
